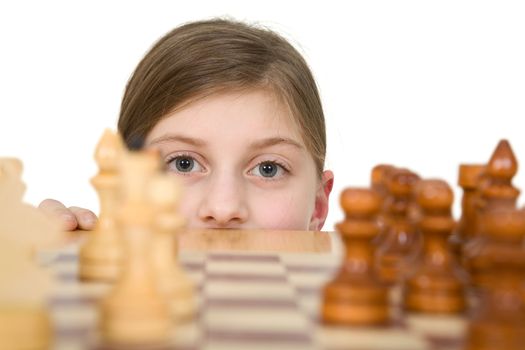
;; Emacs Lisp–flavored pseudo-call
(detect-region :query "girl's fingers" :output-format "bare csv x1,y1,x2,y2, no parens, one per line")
38,199,79,231
68,206,98,230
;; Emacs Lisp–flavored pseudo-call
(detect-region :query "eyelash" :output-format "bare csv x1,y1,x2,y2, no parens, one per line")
266,159,290,172
164,152,200,176
253,159,291,181
164,153,291,179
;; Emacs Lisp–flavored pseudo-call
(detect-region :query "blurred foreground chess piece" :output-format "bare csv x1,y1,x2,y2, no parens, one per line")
464,208,525,350
79,129,126,281
403,179,467,314
99,150,170,345
0,239,53,349
464,140,520,287
376,168,421,285
477,140,520,211
467,202,525,291
370,164,395,242
450,164,486,261
0,158,62,249
456,164,486,243
0,158,61,349
0,158,25,201
371,164,395,202
321,188,390,325
148,173,195,321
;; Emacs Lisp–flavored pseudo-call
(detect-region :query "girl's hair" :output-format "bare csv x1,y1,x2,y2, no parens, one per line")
118,18,326,177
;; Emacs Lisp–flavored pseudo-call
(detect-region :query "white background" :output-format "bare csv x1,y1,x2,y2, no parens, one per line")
1,1,524,231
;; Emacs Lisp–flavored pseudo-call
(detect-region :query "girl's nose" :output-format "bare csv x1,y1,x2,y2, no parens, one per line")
197,174,248,228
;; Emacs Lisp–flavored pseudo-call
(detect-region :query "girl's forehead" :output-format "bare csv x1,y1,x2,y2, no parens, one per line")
146,89,305,146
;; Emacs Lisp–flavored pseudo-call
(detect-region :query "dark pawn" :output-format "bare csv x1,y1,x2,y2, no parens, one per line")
465,208,525,350
321,188,390,326
403,179,467,314
451,164,486,259
376,169,421,285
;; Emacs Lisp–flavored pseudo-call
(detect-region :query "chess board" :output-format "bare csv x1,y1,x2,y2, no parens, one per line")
38,230,468,350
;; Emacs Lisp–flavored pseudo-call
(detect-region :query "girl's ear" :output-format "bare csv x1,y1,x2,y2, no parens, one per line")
308,170,334,231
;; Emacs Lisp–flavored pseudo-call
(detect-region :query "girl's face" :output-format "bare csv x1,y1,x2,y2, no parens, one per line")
145,89,333,230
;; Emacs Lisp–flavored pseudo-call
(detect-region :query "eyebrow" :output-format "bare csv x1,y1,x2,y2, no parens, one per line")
250,137,304,150
148,134,304,150
148,134,206,147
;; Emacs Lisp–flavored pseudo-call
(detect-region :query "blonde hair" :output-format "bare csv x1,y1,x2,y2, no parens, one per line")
118,18,326,177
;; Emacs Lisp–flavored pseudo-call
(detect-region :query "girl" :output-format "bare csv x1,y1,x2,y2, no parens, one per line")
39,18,334,231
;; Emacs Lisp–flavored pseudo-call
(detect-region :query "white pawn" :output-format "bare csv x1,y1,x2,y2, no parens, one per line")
148,173,195,321
0,157,62,249
0,158,25,201
79,129,125,281
0,239,53,350
0,158,57,349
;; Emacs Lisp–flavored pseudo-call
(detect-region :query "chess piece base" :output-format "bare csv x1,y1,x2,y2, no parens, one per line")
322,277,389,326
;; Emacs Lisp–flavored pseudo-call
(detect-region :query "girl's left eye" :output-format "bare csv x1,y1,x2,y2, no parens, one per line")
249,161,289,179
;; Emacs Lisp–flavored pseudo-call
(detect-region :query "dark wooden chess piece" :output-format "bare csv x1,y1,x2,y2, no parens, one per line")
464,207,525,350
371,164,395,245
321,188,390,325
376,168,421,285
403,179,467,314
463,140,520,287
371,164,395,200
450,164,486,259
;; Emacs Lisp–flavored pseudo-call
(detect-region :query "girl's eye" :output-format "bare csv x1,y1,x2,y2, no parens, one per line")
166,155,204,174
249,161,289,179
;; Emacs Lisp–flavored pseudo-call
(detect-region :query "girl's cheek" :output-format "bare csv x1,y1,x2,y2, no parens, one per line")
250,195,309,230
173,183,314,230
178,191,198,222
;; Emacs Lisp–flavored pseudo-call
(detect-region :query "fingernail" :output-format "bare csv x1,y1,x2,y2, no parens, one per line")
82,216,96,227
61,214,76,222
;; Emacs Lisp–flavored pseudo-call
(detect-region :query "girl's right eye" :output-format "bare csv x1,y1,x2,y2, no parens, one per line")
166,155,204,174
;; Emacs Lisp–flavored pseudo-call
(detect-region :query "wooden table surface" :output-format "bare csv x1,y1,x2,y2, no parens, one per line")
68,229,340,254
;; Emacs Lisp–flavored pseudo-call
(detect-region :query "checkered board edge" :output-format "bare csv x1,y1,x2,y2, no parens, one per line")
40,245,467,350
